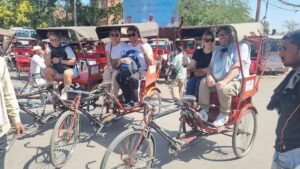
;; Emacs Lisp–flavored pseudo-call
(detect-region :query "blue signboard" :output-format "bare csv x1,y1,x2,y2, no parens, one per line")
123,0,179,27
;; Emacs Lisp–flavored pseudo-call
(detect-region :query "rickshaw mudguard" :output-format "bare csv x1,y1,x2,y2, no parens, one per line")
131,126,156,160
146,87,161,96
236,104,258,122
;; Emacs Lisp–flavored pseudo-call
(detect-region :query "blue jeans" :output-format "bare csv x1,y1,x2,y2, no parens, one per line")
0,135,7,169
185,76,203,100
271,148,300,169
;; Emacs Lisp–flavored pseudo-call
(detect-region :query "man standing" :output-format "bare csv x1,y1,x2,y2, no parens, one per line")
198,26,250,127
267,30,300,169
0,57,25,169
44,32,79,96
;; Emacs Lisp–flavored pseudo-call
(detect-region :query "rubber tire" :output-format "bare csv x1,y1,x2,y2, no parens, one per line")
50,110,80,168
232,109,257,158
100,129,155,169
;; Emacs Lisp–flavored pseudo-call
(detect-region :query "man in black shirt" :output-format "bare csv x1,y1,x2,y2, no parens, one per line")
267,30,300,169
186,32,213,100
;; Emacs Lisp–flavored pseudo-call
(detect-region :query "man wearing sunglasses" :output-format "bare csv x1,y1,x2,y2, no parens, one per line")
198,26,250,127
116,27,154,105
44,32,79,97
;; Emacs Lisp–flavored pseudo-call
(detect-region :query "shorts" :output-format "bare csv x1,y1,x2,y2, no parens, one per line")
55,68,80,79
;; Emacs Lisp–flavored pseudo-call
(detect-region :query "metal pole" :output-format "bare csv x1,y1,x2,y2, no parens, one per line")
255,0,262,22
74,0,77,26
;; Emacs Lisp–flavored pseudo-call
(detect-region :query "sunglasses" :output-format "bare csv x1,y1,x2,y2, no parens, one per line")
110,33,119,37
204,38,214,43
127,33,136,37
50,39,59,42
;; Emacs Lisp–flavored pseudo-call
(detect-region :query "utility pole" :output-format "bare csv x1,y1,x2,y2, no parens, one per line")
74,0,77,26
255,0,262,22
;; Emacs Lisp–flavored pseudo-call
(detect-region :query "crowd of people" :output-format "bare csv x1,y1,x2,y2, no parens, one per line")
0,25,300,169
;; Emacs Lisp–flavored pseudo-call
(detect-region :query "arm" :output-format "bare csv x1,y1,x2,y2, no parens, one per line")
194,67,208,77
141,43,154,65
62,46,76,66
221,61,240,84
105,49,112,67
44,44,52,67
206,63,216,87
2,60,24,135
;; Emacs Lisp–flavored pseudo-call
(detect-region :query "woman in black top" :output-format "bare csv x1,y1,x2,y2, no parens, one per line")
186,31,214,100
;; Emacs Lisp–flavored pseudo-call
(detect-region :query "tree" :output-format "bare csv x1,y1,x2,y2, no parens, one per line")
179,0,252,26
283,20,300,32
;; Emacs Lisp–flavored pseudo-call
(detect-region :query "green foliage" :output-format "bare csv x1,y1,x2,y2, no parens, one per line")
179,0,253,26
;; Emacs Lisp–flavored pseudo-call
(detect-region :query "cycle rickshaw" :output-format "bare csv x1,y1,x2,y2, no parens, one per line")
49,23,163,168
100,24,264,169
36,26,105,91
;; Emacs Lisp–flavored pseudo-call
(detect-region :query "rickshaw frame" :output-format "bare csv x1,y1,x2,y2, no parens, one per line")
100,24,264,169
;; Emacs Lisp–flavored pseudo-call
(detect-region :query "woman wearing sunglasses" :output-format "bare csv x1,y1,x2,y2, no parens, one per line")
103,29,128,97
186,31,214,101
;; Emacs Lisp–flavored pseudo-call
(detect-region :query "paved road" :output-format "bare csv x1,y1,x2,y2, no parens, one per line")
6,72,283,169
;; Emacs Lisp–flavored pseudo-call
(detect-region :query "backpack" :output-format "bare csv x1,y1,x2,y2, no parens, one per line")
122,50,141,74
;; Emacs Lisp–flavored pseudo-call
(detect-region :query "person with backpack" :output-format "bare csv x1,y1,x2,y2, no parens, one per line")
116,50,141,106
116,27,154,106
44,32,79,98
167,47,187,100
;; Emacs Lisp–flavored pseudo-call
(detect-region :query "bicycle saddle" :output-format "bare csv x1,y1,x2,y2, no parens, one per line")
181,95,196,103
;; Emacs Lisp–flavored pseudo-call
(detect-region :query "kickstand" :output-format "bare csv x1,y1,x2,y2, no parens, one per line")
95,125,106,138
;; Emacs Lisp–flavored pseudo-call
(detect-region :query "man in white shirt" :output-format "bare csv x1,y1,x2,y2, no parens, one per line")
117,27,154,104
198,26,250,127
30,46,46,86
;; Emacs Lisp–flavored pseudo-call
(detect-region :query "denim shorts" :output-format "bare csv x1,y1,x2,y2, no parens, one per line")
55,68,79,79
271,148,300,169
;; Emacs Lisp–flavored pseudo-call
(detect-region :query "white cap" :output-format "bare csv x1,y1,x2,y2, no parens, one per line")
32,46,42,51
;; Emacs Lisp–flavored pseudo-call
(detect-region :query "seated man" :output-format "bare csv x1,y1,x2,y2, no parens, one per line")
198,26,250,127
117,27,154,106
44,32,79,95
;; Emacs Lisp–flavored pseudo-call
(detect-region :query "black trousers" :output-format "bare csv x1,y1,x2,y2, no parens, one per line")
116,69,139,103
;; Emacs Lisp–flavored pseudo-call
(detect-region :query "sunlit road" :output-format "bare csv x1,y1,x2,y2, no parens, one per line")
6,71,283,169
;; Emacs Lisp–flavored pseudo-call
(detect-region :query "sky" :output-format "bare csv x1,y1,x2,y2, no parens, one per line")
249,0,300,32
81,0,300,32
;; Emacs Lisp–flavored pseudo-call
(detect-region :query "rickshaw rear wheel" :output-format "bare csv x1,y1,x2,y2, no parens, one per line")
232,109,257,158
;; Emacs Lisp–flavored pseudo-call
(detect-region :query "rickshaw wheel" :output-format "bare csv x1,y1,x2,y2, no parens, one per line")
232,109,257,158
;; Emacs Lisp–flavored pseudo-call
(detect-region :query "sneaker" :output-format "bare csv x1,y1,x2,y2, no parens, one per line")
197,110,208,122
213,114,229,127
60,86,71,100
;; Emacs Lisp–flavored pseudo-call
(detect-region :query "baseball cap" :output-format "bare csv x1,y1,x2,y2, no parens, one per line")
32,46,42,51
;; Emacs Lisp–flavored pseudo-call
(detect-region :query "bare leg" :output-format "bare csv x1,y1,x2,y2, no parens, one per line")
44,67,56,82
63,69,74,86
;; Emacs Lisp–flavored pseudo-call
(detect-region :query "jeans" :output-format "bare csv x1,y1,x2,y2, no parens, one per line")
185,76,203,101
271,148,300,169
0,135,7,169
